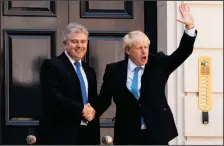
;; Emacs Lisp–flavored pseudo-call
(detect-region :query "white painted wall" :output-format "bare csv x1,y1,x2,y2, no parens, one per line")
157,1,223,145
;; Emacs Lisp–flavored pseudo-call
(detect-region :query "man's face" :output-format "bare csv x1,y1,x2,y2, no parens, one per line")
64,32,88,61
126,41,149,66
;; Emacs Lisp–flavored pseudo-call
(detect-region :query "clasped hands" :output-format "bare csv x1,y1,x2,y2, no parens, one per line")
82,103,96,121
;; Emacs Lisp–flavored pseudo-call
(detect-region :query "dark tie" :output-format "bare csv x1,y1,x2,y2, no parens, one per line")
131,66,145,126
74,62,88,104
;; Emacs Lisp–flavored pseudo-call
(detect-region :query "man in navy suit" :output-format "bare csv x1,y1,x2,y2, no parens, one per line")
38,23,100,144
92,4,197,145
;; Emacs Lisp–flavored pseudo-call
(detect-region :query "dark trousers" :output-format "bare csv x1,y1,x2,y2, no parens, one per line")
140,129,169,145
76,125,98,145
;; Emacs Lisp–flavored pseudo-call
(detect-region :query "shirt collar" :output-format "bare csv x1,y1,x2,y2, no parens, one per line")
64,51,82,66
128,58,145,72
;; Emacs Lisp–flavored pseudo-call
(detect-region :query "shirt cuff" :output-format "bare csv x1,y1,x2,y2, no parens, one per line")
184,27,196,37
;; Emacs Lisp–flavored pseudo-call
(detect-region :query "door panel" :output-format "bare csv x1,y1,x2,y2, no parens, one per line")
0,1,68,144
88,1,124,10
0,1,145,144
7,30,53,122
69,1,144,141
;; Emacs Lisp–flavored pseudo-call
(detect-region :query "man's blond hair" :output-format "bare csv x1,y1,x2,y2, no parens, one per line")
123,30,150,50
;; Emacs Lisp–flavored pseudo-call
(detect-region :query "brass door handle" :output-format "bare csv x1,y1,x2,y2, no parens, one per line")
26,135,36,145
198,56,212,124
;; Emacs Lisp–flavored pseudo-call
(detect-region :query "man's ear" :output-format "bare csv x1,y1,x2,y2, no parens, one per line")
63,40,66,44
125,47,130,55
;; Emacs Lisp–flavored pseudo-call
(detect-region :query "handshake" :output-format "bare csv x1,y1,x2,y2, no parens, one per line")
82,103,96,121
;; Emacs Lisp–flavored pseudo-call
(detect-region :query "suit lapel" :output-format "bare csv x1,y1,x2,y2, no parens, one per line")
59,52,92,102
117,60,128,89
140,64,149,98
117,59,149,101
139,54,156,99
82,62,91,102
58,52,79,80
58,52,84,101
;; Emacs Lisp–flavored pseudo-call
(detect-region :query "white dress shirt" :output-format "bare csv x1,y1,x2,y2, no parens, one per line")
64,51,88,126
184,27,196,37
64,51,88,96
126,27,196,129
126,59,145,97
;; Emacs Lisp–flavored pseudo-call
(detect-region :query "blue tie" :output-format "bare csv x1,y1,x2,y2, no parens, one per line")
131,67,145,126
74,62,88,104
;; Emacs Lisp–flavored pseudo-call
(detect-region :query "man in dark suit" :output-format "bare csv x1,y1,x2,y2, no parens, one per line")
38,23,100,144
92,4,197,145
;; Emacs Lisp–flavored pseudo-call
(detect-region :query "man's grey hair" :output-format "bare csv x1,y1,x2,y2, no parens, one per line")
63,23,89,42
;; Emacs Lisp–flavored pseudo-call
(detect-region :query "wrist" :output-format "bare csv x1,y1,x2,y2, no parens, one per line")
186,24,194,30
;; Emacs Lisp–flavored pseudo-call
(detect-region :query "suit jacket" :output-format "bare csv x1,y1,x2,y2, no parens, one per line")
38,52,100,144
92,31,197,144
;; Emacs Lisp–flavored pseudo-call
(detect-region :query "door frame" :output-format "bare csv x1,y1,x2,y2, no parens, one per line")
0,1,3,144
0,1,158,144
144,1,157,54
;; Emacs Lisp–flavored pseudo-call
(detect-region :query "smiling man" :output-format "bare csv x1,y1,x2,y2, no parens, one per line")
38,23,100,145
92,4,197,145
